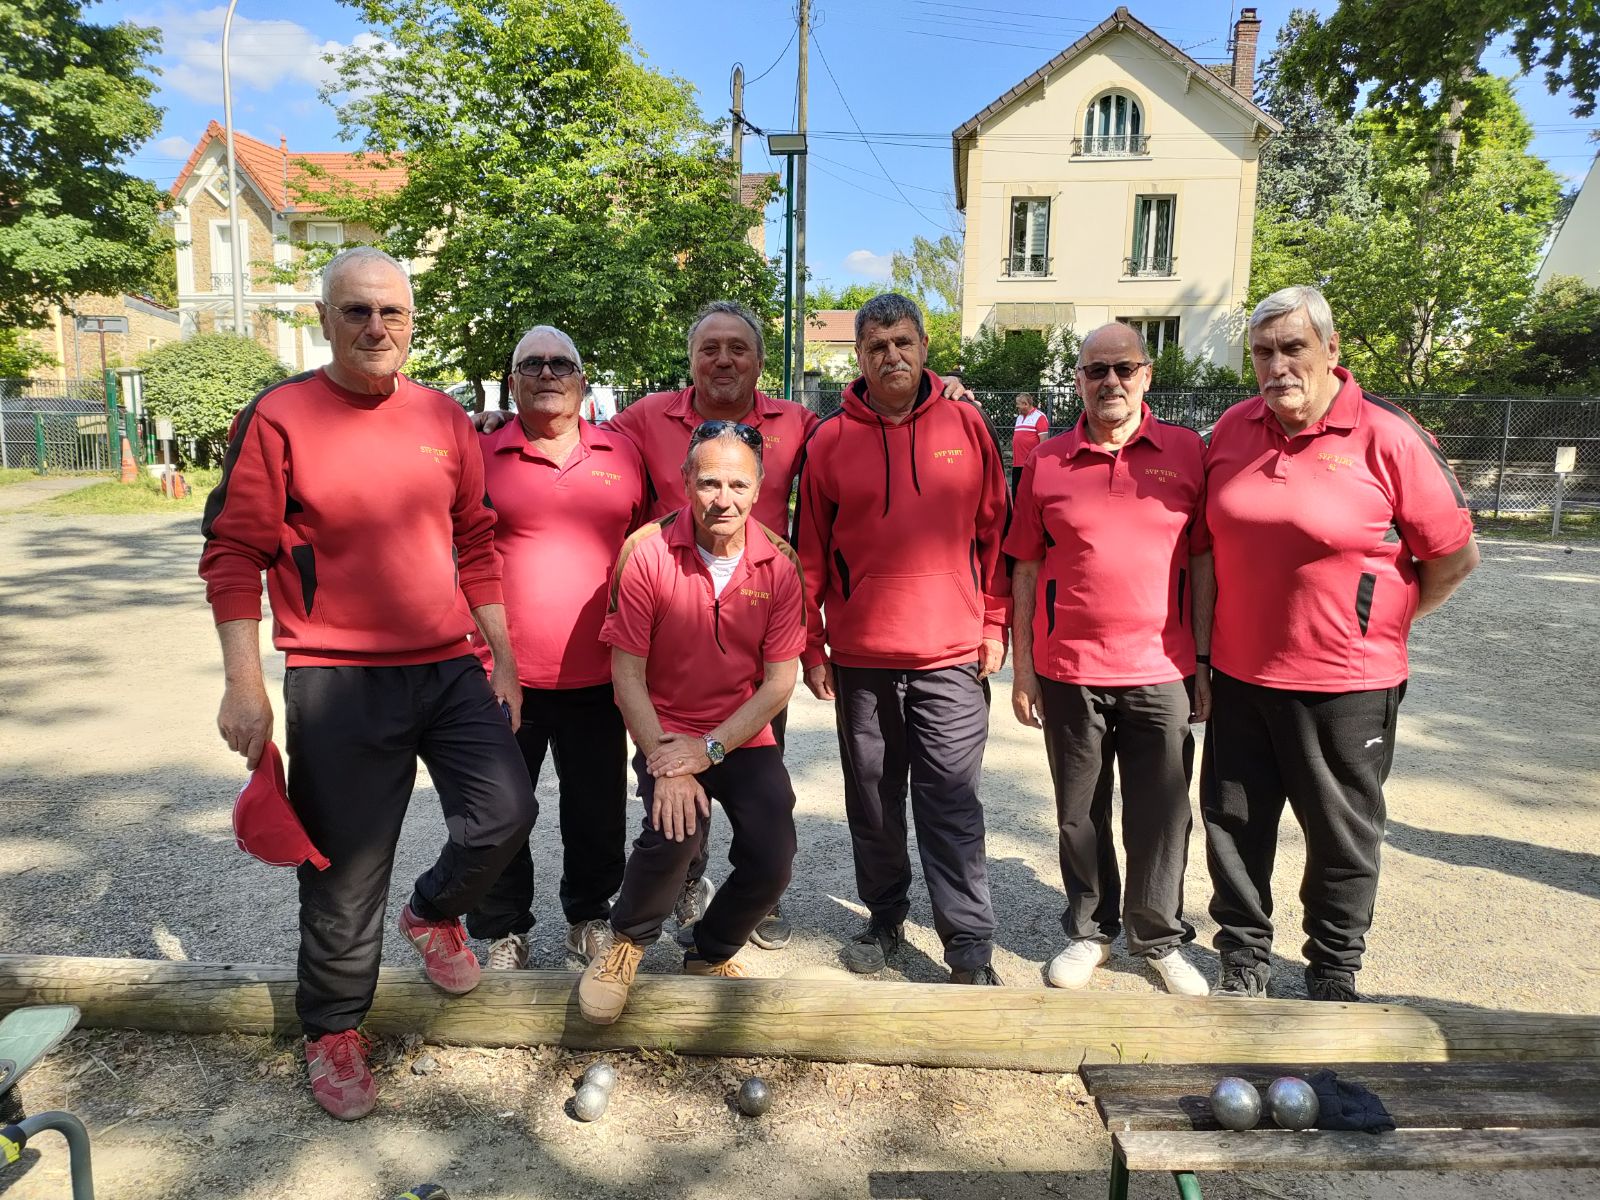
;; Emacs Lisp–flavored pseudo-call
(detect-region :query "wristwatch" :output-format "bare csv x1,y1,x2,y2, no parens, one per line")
703,736,726,765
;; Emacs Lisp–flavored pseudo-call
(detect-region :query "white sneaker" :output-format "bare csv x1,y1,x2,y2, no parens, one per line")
486,933,528,971
673,875,715,928
565,918,615,966
1046,939,1112,989
1149,948,1209,996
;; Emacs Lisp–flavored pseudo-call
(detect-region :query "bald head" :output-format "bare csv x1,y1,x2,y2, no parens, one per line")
1079,322,1147,363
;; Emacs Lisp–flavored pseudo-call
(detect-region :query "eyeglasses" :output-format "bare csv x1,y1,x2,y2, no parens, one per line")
514,356,580,379
1078,360,1149,381
690,419,764,454
325,303,414,330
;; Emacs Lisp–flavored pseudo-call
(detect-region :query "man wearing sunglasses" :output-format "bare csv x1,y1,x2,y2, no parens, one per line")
792,292,1012,986
463,326,648,976
200,247,536,1120
1005,322,1211,997
577,421,805,1023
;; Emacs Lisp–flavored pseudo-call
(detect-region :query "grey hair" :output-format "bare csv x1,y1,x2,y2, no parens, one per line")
686,300,766,366
682,424,765,480
320,246,412,304
1249,285,1335,346
514,324,583,373
855,292,924,340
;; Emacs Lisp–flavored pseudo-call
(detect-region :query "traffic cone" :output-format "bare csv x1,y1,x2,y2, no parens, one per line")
172,471,189,500
119,433,137,484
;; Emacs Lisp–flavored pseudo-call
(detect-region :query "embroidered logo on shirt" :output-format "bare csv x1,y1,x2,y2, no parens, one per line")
1143,467,1179,483
420,446,450,458
933,448,965,462
738,586,771,605
763,433,782,447
591,469,622,486
1319,452,1355,472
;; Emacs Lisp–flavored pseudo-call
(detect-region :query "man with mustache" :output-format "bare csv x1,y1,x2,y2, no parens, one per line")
1199,285,1479,1001
792,292,1011,985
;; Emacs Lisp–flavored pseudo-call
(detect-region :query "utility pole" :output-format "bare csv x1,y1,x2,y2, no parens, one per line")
794,0,810,408
222,0,247,335
730,64,745,206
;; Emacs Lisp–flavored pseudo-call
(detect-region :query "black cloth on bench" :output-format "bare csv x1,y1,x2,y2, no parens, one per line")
1308,1068,1396,1133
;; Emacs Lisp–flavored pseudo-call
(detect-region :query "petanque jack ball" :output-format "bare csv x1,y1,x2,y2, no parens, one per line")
1209,1077,1263,1131
581,1061,618,1094
572,1082,610,1122
1267,1076,1319,1130
737,1076,773,1117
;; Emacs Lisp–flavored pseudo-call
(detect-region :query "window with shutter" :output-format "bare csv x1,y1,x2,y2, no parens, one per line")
1008,197,1051,276
1128,197,1176,276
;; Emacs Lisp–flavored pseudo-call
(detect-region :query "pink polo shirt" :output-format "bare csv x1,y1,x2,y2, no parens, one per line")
481,419,646,688
600,509,806,747
1206,368,1473,692
606,387,820,533
1004,405,1208,686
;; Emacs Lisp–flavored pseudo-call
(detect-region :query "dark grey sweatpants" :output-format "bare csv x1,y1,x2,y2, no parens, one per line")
1039,676,1196,957
833,662,996,971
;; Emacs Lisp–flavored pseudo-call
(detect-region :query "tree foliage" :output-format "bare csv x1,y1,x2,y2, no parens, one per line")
140,334,287,463
0,328,56,377
890,234,963,313
807,282,879,311
957,326,1077,391
0,0,170,328
1478,275,1600,393
311,0,778,395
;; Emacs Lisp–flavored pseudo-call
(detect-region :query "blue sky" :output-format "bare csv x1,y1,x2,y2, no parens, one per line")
108,0,1598,293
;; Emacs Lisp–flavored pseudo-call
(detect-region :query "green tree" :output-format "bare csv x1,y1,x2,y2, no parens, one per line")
140,334,287,463
0,329,56,377
958,326,1077,391
807,282,878,310
0,0,170,328
890,234,963,312
312,0,778,400
1480,275,1600,393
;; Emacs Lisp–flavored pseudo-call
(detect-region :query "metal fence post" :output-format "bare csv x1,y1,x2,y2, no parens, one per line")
103,369,119,471
1492,399,1512,519
34,413,47,474
1551,472,1564,536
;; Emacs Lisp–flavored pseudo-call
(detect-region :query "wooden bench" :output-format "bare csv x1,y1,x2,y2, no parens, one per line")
1082,1061,1600,1199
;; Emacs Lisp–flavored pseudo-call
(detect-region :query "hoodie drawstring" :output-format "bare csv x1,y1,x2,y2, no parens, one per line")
876,414,892,516
908,417,922,497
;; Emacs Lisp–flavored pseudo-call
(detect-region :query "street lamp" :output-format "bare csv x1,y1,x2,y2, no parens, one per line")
766,132,807,401
222,0,246,335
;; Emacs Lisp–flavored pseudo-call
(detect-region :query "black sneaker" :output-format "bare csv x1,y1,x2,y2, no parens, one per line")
1305,967,1361,1003
950,964,1002,986
1212,955,1269,997
750,906,792,951
840,918,902,974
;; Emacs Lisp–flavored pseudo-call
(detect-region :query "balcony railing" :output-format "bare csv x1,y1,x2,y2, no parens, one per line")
210,273,235,291
1005,253,1052,278
1074,133,1150,157
1124,254,1176,277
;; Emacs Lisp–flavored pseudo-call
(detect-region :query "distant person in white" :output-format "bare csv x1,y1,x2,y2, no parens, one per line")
1011,392,1049,494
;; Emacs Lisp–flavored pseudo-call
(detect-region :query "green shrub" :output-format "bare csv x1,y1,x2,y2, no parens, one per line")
140,334,288,463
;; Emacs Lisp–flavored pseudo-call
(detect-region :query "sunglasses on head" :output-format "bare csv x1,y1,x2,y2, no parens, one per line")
1078,360,1149,381
514,355,580,379
691,419,764,453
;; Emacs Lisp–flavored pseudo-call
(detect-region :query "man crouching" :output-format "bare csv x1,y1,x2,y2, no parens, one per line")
578,420,805,1024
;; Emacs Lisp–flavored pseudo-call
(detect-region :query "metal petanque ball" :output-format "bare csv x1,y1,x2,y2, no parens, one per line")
737,1076,772,1117
572,1082,610,1122
1209,1077,1263,1131
1267,1076,1319,1130
581,1061,618,1093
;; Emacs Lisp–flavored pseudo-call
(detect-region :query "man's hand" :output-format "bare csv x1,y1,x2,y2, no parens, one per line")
650,774,711,843
1011,666,1043,728
471,410,514,435
219,681,274,770
978,637,1007,678
647,731,711,779
490,662,522,733
943,375,975,404
1190,667,1212,724
805,661,836,701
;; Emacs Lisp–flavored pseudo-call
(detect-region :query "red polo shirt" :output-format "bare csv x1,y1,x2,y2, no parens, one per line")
480,419,647,689
1004,405,1208,686
1012,408,1049,466
605,387,820,533
1206,368,1473,692
600,510,806,747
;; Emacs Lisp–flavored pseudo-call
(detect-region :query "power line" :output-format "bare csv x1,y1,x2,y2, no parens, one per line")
746,24,798,86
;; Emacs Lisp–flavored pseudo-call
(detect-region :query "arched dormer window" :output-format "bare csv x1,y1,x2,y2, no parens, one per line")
1079,90,1146,156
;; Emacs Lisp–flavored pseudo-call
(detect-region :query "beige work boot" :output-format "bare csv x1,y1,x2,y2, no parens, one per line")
682,952,748,978
577,934,644,1025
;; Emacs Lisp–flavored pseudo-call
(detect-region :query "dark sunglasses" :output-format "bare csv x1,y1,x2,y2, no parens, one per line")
514,355,580,379
325,302,414,330
1078,360,1149,381
691,419,764,455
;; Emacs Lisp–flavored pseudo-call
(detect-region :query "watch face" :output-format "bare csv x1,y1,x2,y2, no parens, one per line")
705,738,726,764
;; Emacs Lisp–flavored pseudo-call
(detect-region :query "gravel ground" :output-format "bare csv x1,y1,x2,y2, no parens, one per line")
1,510,1597,1198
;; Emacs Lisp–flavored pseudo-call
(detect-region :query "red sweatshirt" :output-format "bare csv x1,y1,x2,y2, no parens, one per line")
792,371,1011,671
199,369,502,667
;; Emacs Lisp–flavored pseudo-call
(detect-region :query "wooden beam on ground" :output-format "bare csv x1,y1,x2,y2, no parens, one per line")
3,955,1600,1072
1114,1128,1600,1172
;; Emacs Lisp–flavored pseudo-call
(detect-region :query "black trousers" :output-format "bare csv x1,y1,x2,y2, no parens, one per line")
285,656,537,1037
611,746,796,962
684,705,787,888
465,683,628,938
1201,670,1404,976
834,662,996,971
1010,466,1024,496
1039,676,1196,957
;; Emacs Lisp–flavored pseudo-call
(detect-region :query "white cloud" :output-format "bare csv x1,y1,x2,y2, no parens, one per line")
152,134,194,159
151,7,357,103
844,249,894,280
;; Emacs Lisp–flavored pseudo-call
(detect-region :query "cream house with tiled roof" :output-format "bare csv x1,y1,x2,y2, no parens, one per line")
951,7,1280,370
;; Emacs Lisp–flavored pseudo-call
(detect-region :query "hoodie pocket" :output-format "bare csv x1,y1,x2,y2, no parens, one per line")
290,544,318,617
828,571,982,660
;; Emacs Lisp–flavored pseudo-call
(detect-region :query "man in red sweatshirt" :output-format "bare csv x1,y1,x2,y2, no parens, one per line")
792,292,1012,985
199,247,536,1121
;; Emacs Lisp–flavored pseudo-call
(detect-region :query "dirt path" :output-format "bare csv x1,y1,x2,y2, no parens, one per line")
1,512,1597,1198
0,474,103,513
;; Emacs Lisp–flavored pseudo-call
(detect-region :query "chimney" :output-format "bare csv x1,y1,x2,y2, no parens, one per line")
1230,7,1261,95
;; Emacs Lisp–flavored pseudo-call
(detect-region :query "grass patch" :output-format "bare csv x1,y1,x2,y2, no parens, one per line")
1476,510,1600,541
34,468,220,515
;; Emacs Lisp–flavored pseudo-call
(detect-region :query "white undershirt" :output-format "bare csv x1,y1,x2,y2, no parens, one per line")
697,545,744,598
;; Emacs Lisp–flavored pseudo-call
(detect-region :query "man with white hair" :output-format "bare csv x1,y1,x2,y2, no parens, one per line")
464,324,647,973
1198,284,1479,1002
200,247,536,1120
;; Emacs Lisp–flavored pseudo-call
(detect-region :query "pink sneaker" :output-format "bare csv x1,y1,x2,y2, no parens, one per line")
305,1030,376,1120
398,904,482,994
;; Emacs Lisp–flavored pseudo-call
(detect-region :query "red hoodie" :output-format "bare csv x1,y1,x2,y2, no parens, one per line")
791,371,1011,671
198,369,502,667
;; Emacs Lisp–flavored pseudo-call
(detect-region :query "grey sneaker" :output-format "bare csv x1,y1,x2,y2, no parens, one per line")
565,919,615,966
1212,954,1269,998
485,933,528,971
950,964,1003,985
840,918,903,974
750,905,792,950
1305,967,1361,1002
673,875,715,928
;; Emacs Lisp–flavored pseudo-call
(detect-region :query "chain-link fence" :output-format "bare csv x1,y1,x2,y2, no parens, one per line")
0,376,161,474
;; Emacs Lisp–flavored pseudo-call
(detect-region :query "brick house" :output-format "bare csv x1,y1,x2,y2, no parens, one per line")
25,293,180,381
